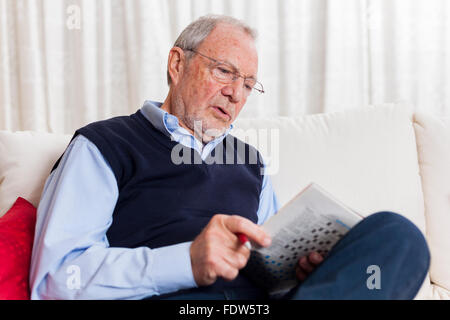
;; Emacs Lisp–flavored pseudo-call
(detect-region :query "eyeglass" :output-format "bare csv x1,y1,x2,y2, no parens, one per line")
185,49,265,94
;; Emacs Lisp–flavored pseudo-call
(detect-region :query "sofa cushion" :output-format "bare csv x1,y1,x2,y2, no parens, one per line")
233,104,426,232
0,197,37,299
413,113,450,292
0,131,71,217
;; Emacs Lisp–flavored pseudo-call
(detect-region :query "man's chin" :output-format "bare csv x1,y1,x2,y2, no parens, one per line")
189,116,231,143
200,125,229,143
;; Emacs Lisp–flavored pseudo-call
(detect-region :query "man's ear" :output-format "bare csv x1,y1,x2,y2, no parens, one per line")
167,47,186,86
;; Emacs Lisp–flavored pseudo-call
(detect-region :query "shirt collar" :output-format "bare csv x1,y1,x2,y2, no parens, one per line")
139,100,234,142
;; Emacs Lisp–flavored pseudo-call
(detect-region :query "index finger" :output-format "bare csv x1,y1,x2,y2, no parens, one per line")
224,215,272,247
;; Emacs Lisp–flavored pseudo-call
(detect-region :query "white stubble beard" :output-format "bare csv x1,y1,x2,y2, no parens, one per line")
172,93,229,144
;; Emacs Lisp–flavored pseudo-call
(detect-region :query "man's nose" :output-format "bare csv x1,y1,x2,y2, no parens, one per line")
221,78,245,103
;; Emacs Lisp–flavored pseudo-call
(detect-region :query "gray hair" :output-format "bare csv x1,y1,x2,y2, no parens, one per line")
167,14,257,85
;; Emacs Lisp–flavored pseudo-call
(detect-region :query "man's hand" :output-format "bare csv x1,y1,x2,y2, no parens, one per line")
296,251,324,282
190,214,272,287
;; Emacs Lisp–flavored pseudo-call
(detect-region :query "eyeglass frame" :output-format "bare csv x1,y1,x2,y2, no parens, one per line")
183,48,265,94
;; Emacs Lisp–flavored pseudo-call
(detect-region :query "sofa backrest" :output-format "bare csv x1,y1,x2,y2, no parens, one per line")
0,131,71,217
413,113,450,294
233,104,426,232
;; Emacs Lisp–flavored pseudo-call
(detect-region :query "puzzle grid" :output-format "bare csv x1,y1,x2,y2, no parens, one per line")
246,219,348,289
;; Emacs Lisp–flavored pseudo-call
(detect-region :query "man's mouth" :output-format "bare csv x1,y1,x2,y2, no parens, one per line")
212,106,231,121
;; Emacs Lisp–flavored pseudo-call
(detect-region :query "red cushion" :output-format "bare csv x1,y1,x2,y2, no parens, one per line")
0,197,37,300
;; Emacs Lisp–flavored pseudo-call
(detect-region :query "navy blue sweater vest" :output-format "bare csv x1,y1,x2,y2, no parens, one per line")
53,110,265,293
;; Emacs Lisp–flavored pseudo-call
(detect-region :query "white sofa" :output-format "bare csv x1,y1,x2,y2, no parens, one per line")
0,103,449,299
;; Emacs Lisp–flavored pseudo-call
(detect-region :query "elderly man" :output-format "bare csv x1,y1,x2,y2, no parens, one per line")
30,15,430,300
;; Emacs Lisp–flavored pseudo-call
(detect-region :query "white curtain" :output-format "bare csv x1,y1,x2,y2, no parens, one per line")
1,0,449,134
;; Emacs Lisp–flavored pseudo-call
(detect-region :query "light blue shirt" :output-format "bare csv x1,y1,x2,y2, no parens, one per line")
30,100,280,300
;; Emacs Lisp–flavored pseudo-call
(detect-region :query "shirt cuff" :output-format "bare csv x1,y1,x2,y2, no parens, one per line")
151,241,198,295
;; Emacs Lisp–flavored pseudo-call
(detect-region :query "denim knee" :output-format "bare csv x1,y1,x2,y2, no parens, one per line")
367,211,430,267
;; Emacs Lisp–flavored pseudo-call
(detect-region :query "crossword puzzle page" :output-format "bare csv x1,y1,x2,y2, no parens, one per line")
244,183,364,295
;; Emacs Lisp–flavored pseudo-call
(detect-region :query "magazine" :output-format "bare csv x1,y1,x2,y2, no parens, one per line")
243,183,364,295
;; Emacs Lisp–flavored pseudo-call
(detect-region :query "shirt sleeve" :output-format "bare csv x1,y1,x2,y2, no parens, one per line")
29,135,197,300
256,165,281,225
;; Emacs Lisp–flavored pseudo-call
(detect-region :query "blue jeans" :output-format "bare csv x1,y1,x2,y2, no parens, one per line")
155,212,430,300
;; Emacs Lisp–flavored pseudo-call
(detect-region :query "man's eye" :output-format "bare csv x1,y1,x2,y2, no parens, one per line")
244,81,255,90
218,67,232,74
